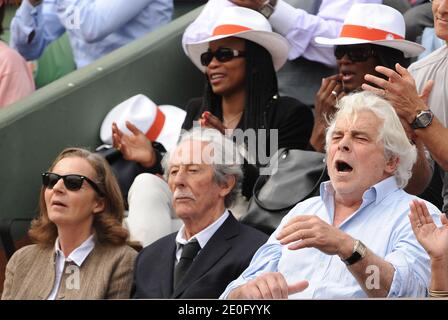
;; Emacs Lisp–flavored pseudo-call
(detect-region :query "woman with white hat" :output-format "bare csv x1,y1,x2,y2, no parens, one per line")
182,6,313,199
309,3,425,153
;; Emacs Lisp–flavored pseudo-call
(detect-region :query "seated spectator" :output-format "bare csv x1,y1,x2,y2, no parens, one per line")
182,0,412,105
310,3,425,153
132,128,268,298
1,147,137,300
409,200,448,298
114,6,313,246
0,0,34,108
220,91,440,299
310,3,434,202
10,0,173,68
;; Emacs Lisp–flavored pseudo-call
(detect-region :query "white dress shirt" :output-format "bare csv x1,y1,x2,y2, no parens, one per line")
175,210,229,264
47,234,95,300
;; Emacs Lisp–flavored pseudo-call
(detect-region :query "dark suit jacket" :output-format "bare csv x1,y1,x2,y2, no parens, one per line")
132,214,268,298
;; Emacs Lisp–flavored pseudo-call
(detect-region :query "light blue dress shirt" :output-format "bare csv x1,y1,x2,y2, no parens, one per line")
10,0,173,68
221,177,441,299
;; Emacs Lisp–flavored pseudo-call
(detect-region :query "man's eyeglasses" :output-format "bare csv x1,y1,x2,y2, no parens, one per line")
200,47,245,66
42,172,104,196
334,45,376,62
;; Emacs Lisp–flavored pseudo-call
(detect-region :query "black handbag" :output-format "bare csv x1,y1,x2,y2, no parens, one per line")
241,148,328,235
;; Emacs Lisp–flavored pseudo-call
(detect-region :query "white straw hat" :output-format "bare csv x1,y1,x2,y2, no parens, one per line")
185,6,290,72
315,4,424,58
100,94,186,152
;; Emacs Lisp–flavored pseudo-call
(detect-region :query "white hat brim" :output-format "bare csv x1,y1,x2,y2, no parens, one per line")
157,105,186,152
186,30,290,72
314,36,425,58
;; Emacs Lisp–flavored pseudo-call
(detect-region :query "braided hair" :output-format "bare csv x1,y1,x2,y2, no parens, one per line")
202,39,278,130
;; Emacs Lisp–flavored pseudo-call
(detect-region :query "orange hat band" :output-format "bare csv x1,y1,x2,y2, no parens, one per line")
146,108,166,142
212,24,252,37
340,24,404,41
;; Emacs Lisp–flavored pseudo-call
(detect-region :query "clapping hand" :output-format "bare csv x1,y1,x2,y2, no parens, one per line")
112,121,156,168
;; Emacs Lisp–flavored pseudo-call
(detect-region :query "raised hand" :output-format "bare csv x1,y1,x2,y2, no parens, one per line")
199,111,226,134
409,199,448,262
310,75,345,152
112,121,156,168
362,64,433,125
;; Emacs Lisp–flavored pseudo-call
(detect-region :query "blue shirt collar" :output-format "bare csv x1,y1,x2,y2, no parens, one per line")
320,176,399,212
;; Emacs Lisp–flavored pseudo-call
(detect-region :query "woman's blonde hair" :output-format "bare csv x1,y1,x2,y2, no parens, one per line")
29,147,129,247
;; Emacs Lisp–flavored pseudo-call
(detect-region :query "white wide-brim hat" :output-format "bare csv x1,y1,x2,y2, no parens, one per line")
185,6,290,72
315,4,424,58
100,94,186,152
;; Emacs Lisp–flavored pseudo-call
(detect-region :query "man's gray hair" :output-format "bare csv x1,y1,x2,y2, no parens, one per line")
325,91,417,189
162,127,244,208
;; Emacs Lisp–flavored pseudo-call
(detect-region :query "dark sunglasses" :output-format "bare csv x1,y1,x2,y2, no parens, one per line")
42,172,104,196
334,45,376,62
200,47,246,66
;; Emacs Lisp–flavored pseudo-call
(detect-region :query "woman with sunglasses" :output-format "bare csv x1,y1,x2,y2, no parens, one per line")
2,147,137,300
182,6,313,196
309,4,425,153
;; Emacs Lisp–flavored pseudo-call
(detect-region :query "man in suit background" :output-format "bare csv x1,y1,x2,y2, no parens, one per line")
132,127,268,298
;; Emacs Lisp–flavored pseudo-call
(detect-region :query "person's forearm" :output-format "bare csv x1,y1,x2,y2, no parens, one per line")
430,258,448,291
76,0,155,42
415,117,448,171
338,237,394,297
405,140,432,195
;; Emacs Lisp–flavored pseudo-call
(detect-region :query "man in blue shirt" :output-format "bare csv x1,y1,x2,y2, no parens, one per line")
221,91,441,299
10,0,173,68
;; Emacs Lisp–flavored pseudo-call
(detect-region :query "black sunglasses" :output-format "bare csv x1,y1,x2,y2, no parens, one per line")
200,47,246,66
42,172,104,196
334,45,376,62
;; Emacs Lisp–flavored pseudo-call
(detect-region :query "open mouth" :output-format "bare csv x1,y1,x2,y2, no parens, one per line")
51,200,67,208
335,160,353,173
341,72,355,82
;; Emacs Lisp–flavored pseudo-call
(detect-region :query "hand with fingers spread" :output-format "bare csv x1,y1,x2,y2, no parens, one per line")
276,215,354,258
199,111,226,135
409,200,448,262
362,63,434,125
228,272,309,299
310,75,345,152
112,121,156,168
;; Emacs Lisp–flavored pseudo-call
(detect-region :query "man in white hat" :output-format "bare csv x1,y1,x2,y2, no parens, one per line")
362,0,448,213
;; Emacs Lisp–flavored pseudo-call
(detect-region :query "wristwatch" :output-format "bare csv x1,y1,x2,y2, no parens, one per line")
259,0,278,18
342,240,367,266
411,110,434,129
